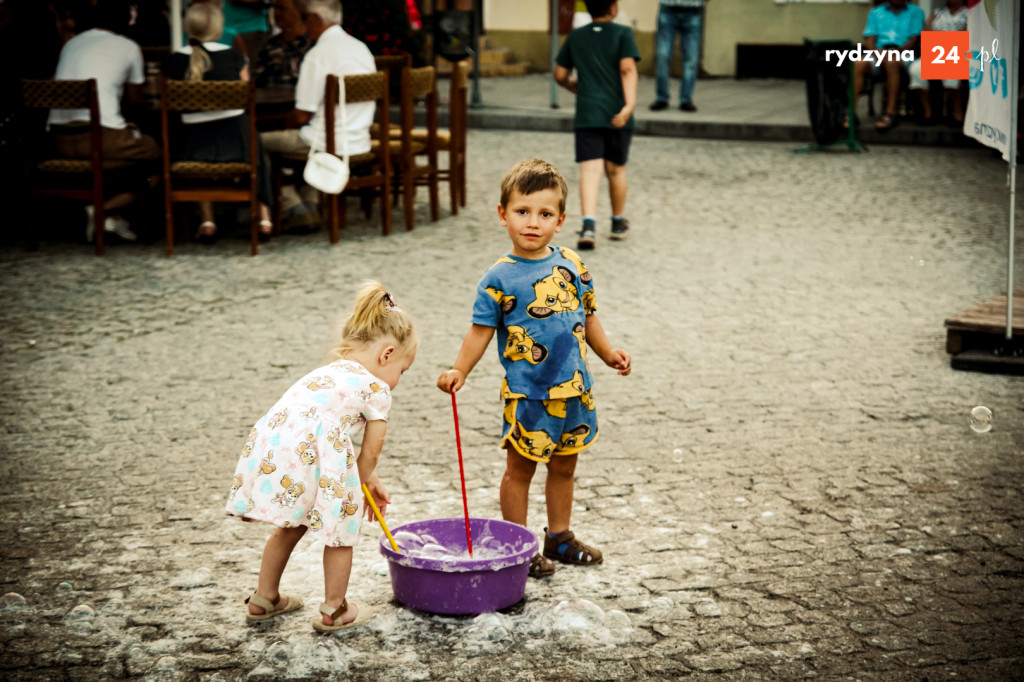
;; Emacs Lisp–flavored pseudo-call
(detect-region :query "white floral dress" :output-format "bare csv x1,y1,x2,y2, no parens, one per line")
225,359,391,546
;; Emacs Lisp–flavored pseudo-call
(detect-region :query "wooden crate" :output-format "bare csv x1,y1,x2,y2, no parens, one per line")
944,287,1024,374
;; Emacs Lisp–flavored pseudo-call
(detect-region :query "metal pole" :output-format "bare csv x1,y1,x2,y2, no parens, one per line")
550,0,559,109
1006,0,1020,340
470,0,483,108
171,0,183,48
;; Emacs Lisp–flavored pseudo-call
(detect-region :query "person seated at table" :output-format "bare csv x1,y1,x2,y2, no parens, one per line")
48,0,161,243
851,0,924,132
907,0,966,125
165,1,275,243
253,0,311,88
260,0,375,232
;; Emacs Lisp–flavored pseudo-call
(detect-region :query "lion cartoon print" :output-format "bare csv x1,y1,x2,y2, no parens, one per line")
504,325,548,364
544,370,586,417
559,424,591,450
509,423,557,461
527,266,580,319
485,286,517,315
558,248,593,286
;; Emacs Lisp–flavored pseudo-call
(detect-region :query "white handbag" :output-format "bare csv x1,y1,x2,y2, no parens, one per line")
303,75,349,194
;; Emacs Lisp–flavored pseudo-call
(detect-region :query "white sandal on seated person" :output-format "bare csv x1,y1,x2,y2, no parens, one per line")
195,220,217,244
258,219,274,242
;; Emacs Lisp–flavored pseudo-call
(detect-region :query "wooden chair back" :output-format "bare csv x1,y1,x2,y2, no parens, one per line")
20,78,109,255
393,65,439,230
323,70,392,239
447,60,469,212
374,53,412,101
159,77,260,255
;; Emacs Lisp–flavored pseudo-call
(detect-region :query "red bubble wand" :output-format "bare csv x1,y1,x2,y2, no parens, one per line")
450,390,473,557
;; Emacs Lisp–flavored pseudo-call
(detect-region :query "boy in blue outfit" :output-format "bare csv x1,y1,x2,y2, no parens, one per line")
554,0,639,251
437,159,631,578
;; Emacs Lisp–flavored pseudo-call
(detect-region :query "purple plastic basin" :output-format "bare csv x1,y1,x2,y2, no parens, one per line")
379,517,537,615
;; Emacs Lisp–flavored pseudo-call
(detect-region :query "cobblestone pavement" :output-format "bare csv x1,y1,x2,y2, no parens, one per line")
1,131,1022,681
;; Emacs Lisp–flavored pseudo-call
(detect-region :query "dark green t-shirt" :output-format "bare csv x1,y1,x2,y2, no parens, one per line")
555,21,640,130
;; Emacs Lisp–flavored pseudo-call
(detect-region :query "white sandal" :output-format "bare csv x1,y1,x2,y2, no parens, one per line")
258,219,273,241
195,220,217,243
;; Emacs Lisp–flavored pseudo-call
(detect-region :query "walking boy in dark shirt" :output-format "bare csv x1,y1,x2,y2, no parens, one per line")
554,0,639,250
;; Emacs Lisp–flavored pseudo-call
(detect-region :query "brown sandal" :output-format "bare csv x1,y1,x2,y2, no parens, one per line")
529,553,555,578
543,528,603,565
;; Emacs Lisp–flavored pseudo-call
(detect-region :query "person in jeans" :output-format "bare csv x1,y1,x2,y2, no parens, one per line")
649,0,707,113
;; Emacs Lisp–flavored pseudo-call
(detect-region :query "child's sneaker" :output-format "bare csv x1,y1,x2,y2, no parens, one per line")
610,217,629,240
542,527,603,565
577,224,596,250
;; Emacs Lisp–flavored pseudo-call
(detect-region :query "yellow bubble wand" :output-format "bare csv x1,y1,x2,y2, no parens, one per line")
362,483,399,552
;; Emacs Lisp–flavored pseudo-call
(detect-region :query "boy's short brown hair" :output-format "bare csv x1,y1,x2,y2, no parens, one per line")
499,159,568,215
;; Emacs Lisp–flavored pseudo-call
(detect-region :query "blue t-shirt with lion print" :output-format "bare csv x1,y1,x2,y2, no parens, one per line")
472,246,597,400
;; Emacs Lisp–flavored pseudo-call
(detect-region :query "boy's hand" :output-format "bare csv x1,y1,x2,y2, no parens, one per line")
611,106,633,128
363,474,390,522
605,349,632,376
564,75,578,94
437,368,467,393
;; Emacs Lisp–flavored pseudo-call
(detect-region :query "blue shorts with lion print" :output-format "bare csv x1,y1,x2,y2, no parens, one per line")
501,395,598,463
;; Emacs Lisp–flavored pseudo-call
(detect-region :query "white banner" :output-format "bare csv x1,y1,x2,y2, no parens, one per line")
963,0,1017,161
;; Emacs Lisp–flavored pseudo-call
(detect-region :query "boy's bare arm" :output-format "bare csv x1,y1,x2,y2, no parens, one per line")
585,313,631,375
554,64,577,94
437,324,496,392
611,57,638,128
359,419,389,520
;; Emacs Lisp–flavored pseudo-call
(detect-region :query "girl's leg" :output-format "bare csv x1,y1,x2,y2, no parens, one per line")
604,161,627,217
500,446,537,526
320,545,359,626
248,525,307,616
544,453,578,534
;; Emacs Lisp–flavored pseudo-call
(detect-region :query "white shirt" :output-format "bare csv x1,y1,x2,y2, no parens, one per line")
294,25,375,154
48,29,145,130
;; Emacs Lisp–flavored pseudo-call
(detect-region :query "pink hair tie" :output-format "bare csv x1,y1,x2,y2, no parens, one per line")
385,292,401,312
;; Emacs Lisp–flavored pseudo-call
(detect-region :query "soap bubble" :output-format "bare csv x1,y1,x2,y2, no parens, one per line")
672,449,683,456
56,582,74,595
547,599,605,633
68,604,95,619
970,406,993,433
0,593,28,614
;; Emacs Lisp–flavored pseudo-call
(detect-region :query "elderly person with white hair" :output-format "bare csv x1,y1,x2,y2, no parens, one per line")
260,0,376,231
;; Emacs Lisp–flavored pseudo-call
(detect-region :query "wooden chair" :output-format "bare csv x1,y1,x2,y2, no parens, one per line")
400,59,468,215
323,71,393,241
391,65,439,231
372,53,411,138
20,78,135,256
159,77,261,256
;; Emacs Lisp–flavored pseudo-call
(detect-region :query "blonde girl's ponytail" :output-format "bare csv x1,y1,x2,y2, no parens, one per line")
183,3,224,81
330,281,418,360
